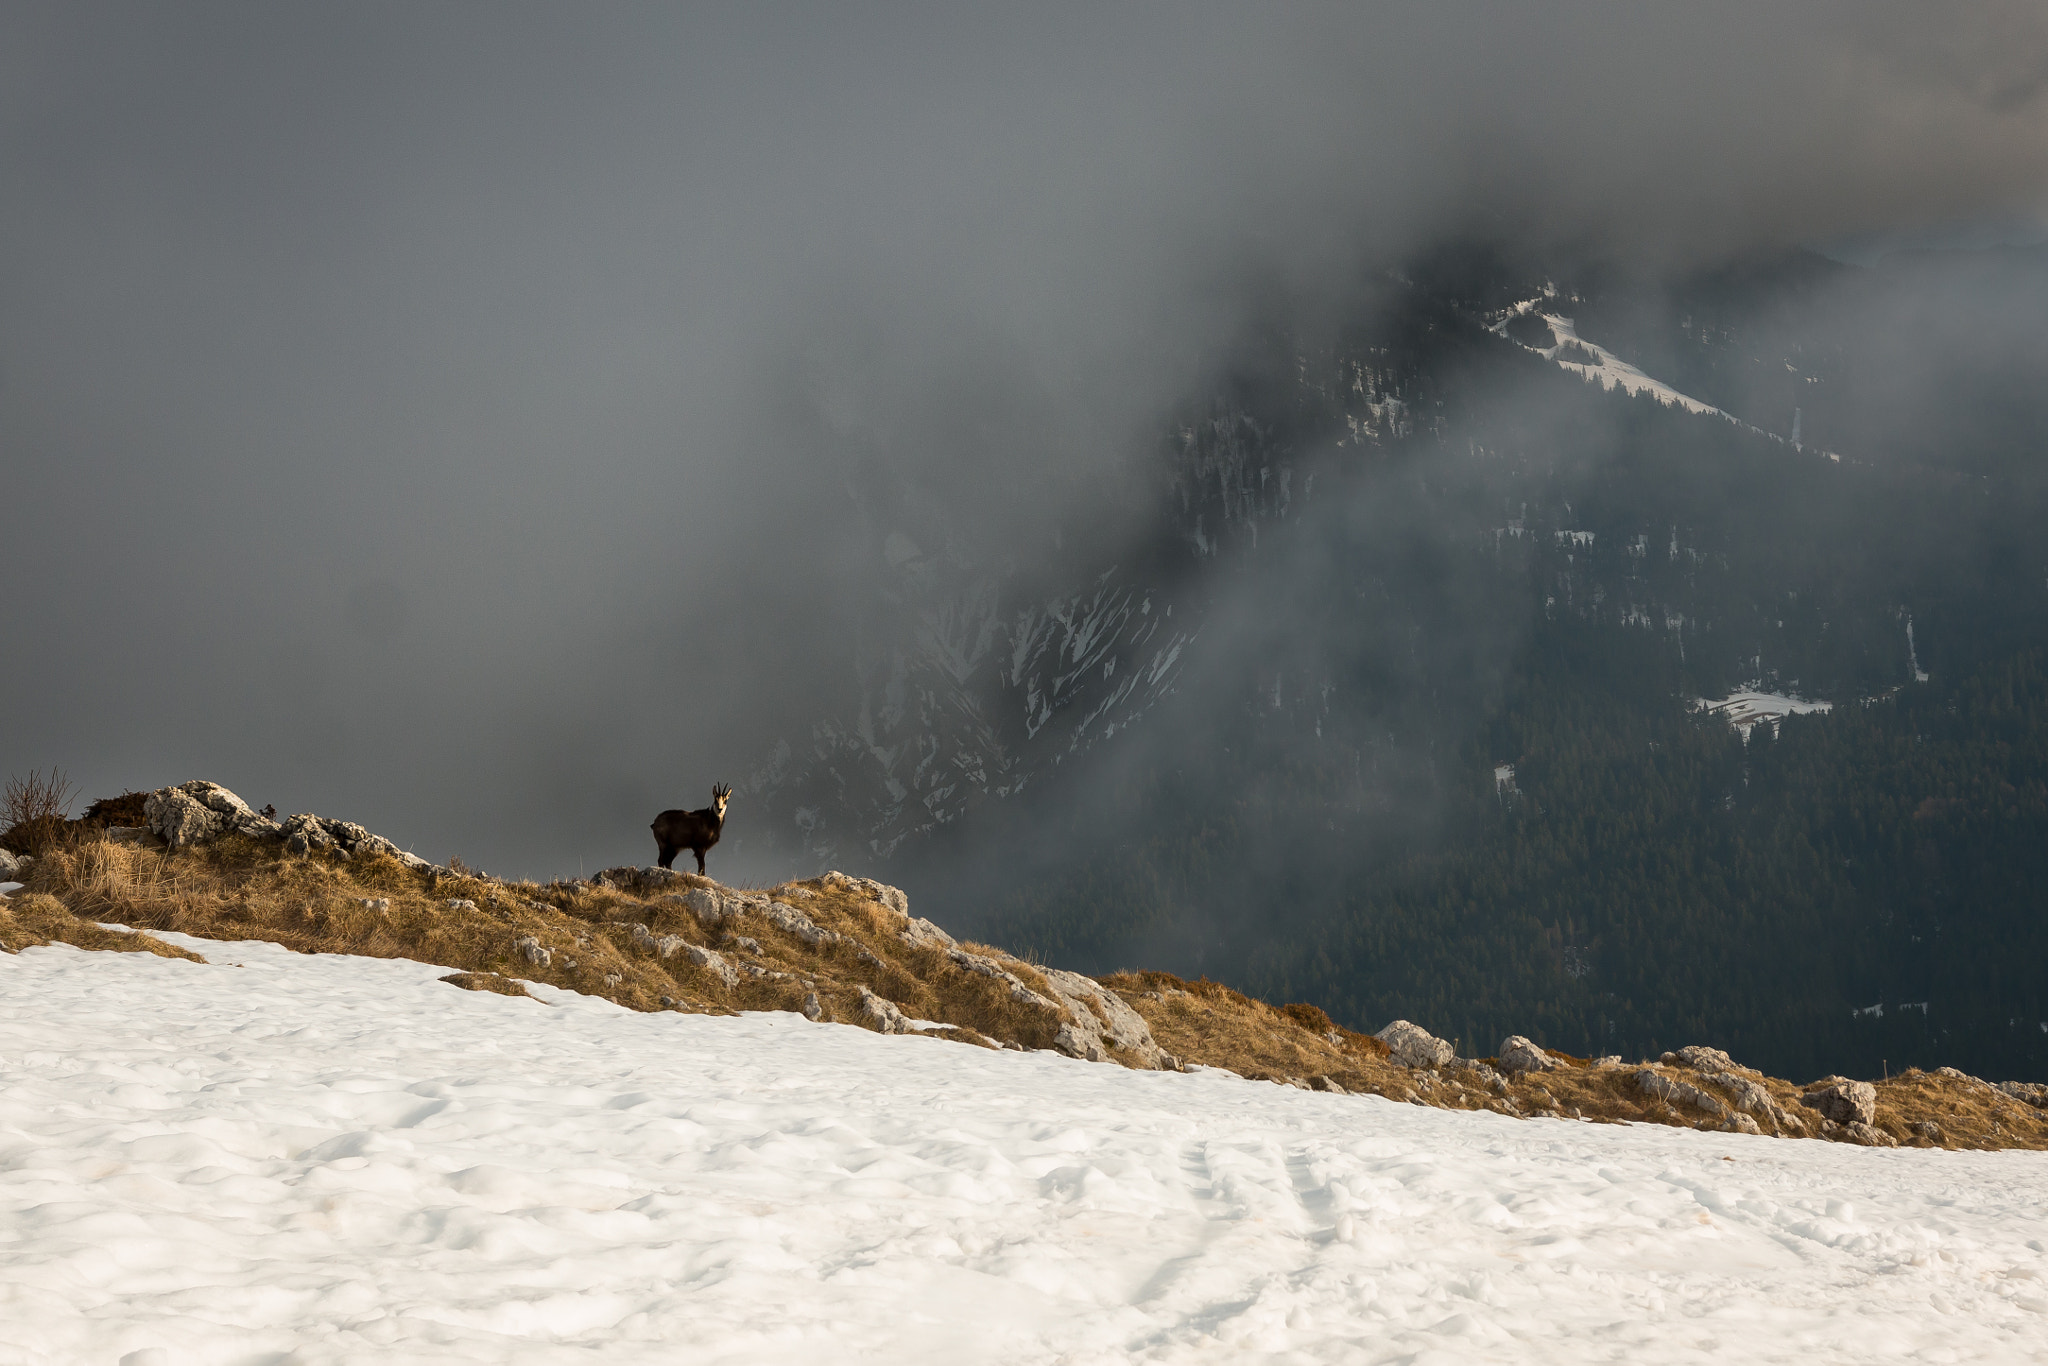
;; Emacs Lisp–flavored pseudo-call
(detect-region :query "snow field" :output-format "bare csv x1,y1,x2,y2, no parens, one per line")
3,935,2045,1364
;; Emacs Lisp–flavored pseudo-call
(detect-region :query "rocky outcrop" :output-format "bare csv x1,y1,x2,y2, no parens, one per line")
1636,1069,1729,1118
0,850,30,882
1664,1045,1745,1074
857,985,915,1034
1497,1035,1559,1074
1040,967,1175,1070
145,781,279,848
138,780,444,874
1800,1078,1878,1128
1375,1020,1454,1069
682,943,740,988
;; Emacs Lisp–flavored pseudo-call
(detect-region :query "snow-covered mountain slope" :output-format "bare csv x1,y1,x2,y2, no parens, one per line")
6,937,2047,1364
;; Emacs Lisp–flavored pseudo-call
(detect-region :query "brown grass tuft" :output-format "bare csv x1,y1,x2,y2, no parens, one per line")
3,768,77,855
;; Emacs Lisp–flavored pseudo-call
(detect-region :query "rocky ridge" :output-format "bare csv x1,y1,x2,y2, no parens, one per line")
7,779,2046,1151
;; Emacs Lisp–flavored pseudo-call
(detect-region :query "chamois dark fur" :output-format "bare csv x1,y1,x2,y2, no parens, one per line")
651,783,731,874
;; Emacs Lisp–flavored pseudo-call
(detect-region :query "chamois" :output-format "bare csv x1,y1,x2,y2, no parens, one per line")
651,783,731,874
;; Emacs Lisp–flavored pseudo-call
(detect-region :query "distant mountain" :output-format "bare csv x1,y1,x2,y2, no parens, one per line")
741,245,2048,1083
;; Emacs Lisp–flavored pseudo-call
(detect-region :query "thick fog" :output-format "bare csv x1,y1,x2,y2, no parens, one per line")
4,4,2046,879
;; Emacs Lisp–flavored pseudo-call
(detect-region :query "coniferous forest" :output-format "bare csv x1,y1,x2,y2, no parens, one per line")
898,254,2048,1084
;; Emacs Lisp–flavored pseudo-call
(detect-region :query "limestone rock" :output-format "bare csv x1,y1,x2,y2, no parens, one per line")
1913,1120,1943,1140
681,887,746,927
947,947,1060,1012
823,870,911,917
1719,1113,1763,1135
800,991,826,1022
1498,1035,1559,1074
0,850,28,881
145,786,225,847
514,936,551,968
1998,1080,2048,1108
1039,968,1171,1069
1843,1120,1898,1147
1667,1045,1747,1074
1375,1020,1454,1070
278,813,336,855
898,916,958,951
1800,1078,1877,1127
856,985,913,1035
683,943,739,989
1635,1068,1729,1118
629,923,687,959
759,900,838,947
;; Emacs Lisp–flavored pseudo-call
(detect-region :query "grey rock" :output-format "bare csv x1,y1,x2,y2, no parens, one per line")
800,991,826,1022
681,887,742,926
514,936,552,968
1719,1113,1763,1135
823,870,911,917
359,898,392,913
1498,1035,1559,1074
1591,1055,1623,1068
683,943,739,989
1668,1045,1746,1074
898,916,958,951
0,850,28,880
856,985,913,1034
947,947,1061,1013
1375,1020,1454,1070
760,900,839,947
729,936,763,955
629,923,687,959
1843,1120,1898,1147
1052,1022,1105,1062
1039,967,1170,1069
444,899,476,911
146,786,225,848
1913,1120,1943,1140
1998,1080,2048,1108
1635,1068,1729,1118
1800,1078,1877,1127
279,813,337,856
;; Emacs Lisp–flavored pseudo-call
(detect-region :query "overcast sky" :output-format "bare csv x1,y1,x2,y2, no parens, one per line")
5,3,2046,878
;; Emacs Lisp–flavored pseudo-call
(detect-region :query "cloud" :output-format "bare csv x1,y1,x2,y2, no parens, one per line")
3,3,2044,876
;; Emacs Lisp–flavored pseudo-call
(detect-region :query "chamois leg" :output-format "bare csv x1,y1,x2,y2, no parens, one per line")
693,846,708,875
655,843,678,870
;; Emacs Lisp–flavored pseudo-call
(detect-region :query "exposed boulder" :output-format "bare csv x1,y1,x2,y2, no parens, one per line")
1636,1068,1729,1118
681,886,743,926
682,943,739,989
1497,1035,1559,1074
1800,1078,1878,1127
1665,1045,1748,1074
514,936,552,968
1375,1020,1454,1070
1998,1080,2048,1108
1843,1120,1898,1147
0,850,29,881
856,985,914,1035
1040,967,1173,1070
628,923,686,959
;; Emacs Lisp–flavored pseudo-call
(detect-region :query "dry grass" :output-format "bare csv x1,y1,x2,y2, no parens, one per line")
9,824,2045,1153
0,890,205,962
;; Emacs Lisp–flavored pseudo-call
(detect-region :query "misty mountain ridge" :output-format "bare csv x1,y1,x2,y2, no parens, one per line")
735,244,2048,1086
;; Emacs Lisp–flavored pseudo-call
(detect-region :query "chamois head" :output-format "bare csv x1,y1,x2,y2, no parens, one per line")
712,782,732,821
